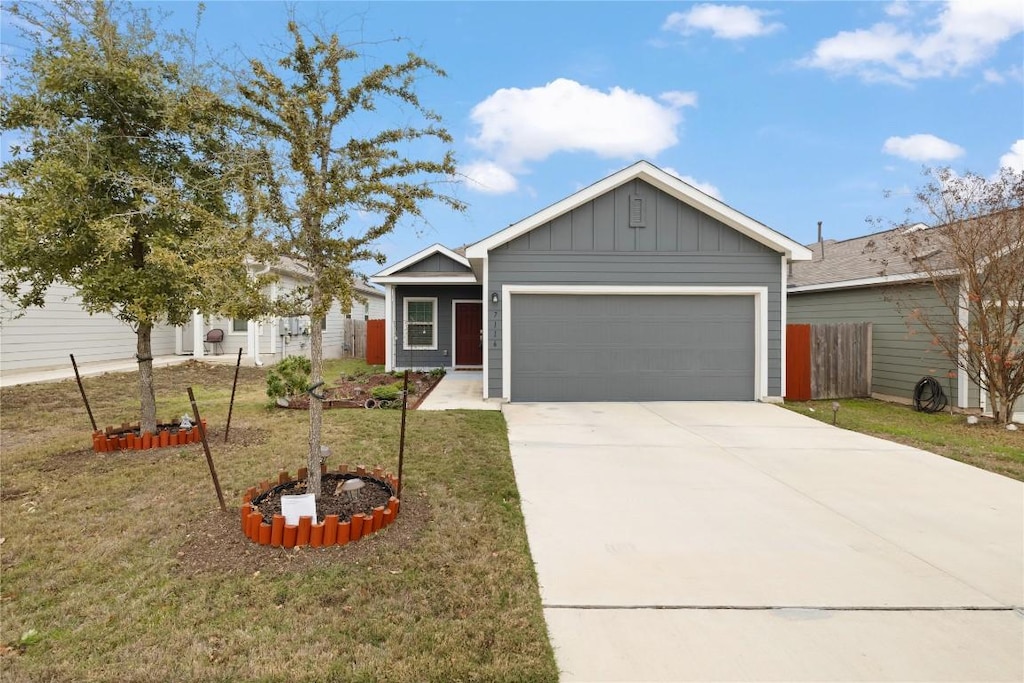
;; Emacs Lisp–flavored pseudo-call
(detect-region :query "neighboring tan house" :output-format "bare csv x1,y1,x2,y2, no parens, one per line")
372,161,812,402
0,257,384,374
788,226,1023,422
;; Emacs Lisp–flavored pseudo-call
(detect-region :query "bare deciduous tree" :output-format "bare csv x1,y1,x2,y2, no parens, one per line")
884,167,1024,423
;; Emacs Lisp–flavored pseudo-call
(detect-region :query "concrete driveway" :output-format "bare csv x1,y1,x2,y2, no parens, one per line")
504,402,1024,682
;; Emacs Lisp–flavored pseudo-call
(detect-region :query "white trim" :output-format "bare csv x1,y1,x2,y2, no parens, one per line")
500,285,769,402
451,299,484,369
192,310,205,359
228,318,249,336
269,282,278,355
957,282,970,409
371,274,479,285
780,254,787,399
403,296,438,351
384,285,394,372
467,162,811,261
482,259,490,399
789,269,958,293
372,243,471,278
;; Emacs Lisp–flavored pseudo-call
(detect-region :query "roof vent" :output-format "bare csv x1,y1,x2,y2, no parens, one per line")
629,194,646,228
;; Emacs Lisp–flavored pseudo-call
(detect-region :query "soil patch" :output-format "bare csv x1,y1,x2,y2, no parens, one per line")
176,489,432,575
280,370,443,410
252,473,394,525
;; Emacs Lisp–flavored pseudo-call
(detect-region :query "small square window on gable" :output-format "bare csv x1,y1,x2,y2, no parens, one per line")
629,194,646,228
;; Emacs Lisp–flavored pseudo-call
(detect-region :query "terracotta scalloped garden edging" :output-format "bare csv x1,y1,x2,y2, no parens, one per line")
91,419,207,453
240,464,400,549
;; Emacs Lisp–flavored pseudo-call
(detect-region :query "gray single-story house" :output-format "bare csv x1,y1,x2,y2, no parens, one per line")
372,161,812,402
788,226,1023,422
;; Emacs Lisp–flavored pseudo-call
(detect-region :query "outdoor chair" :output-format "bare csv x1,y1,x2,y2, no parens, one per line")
204,328,224,355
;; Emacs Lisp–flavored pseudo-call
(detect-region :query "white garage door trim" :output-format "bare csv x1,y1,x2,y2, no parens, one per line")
501,285,769,402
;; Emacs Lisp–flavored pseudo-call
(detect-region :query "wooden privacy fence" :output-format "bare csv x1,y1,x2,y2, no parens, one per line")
786,323,872,400
340,319,385,365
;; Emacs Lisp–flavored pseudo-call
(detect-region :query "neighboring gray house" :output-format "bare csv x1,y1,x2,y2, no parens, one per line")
0,258,384,375
372,161,812,402
788,227,1022,421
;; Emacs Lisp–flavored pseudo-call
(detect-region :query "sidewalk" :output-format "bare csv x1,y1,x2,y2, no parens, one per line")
0,353,271,388
417,371,502,411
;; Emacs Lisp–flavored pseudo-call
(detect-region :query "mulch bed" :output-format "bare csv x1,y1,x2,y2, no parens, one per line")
176,489,432,575
252,473,394,525
279,371,443,410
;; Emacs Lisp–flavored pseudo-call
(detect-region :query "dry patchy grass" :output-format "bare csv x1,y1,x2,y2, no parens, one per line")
784,398,1024,481
0,360,557,682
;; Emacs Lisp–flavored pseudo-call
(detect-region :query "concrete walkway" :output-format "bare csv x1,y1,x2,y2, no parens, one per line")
504,401,1024,682
417,371,501,411
0,353,272,388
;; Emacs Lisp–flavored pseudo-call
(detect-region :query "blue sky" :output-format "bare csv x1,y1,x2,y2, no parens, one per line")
6,1,1024,272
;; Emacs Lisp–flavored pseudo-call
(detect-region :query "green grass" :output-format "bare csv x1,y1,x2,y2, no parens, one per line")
0,359,557,682
783,398,1024,481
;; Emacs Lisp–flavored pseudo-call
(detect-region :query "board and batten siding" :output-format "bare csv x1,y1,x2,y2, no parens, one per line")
486,179,783,399
400,252,471,273
787,283,978,406
393,284,482,369
1,281,176,373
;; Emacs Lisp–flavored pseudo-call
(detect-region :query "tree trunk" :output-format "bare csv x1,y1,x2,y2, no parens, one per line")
137,322,157,434
307,294,324,498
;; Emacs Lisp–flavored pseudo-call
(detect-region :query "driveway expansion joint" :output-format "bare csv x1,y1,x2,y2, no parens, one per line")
543,604,1021,611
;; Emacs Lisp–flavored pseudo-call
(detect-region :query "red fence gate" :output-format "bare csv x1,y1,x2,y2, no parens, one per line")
366,319,385,366
786,324,812,401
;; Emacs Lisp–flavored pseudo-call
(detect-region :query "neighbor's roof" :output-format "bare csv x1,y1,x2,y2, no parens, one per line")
269,255,383,296
790,209,1024,292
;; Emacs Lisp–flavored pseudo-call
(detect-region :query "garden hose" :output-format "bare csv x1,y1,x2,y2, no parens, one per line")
913,376,948,413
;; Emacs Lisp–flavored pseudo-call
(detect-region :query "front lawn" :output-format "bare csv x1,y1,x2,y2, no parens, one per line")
0,360,557,682
784,398,1024,482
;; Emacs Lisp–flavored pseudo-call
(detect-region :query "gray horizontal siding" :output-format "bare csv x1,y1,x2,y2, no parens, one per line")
1,282,177,372
488,251,782,398
398,252,471,274
394,284,482,369
787,283,972,404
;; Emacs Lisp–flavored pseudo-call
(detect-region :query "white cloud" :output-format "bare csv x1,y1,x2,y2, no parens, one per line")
662,167,723,200
459,161,518,195
468,78,687,167
999,139,1024,173
663,4,783,40
983,68,1006,83
882,134,965,161
659,90,698,108
884,1,913,18
802,0,1024,83
983,64,1024,84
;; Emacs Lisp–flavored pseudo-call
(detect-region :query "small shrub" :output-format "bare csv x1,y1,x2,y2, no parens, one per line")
266,356,312,399
371,382,403,402
429,367,446,378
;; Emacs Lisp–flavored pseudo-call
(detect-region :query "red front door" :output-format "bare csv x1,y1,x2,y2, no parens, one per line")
454,302,483,366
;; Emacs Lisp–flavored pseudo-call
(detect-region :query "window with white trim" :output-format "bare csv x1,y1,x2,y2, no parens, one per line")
404,297,437,349
231,318,248,334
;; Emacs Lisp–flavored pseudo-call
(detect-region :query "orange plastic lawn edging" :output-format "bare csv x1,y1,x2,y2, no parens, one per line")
91,419,208,453
239,464,400,549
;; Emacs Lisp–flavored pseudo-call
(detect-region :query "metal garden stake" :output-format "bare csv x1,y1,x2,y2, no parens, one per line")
224,347,243,443
69,353,98,431
187,386,226,512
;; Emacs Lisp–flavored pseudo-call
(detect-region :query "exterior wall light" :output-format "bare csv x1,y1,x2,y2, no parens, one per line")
490,292,499,304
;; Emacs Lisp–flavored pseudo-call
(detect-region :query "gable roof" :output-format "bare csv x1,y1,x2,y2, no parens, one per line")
270,256,383,297
465,161,812,261
371,243,477,285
